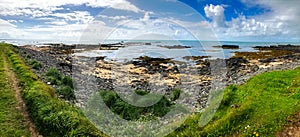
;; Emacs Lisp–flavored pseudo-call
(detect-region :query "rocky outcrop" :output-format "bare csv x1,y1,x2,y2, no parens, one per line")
213,45,239,49
158,45,192,49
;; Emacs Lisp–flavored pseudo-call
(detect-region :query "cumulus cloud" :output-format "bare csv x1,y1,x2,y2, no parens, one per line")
45,21,68,25
103,14,216,40
86,0,143,13
0,0,142,16
204,4,226,27
51,11,94,24
241,0,300,37
0,0,144,41
204,2,300,41
98,15,128,20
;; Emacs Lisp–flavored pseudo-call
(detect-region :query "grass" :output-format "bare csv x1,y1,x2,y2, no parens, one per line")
45,68,75,100
0,46,30,136
30,59,43,70
168,67,300,136
99,90,174,121
2,43,106,137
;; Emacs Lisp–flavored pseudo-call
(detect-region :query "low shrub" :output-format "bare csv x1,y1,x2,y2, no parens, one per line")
45,68,62,81
45,68,75,100
30,60,43,70
61,76,74,88
56,86,76,100
100,90,172,121
170,89,182,101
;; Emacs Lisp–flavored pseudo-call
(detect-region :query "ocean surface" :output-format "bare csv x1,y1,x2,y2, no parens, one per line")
2,39,300,61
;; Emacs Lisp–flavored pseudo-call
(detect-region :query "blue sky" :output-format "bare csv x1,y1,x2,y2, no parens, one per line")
0,0,299,42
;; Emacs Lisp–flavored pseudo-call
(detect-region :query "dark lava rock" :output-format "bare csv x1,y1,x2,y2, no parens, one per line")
259,58,275,63
95,56,106,61
253,44,300,52
158,45,192,49
226,57,249,70
198,60,211,75
213,45,239,49
182,56,211,61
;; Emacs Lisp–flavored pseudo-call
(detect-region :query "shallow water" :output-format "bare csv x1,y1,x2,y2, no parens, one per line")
3,39,300,61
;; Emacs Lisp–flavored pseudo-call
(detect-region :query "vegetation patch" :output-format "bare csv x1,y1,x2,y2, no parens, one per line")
233,50,294,60
0,45,30,136
29,59,43,70
45,68,75,100
99,90,177,121
3,43,106,137
168,67,300,136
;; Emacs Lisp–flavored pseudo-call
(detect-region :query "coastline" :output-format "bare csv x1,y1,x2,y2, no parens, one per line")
14,42,300,111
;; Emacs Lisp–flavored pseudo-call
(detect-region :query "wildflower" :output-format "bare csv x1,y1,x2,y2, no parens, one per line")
245,125,250,129
253,131,259,136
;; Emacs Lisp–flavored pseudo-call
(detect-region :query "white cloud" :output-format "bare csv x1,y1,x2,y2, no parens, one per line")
0,0,142,17
223,15,286,37
103,14,216,40
86,0,143,13
7,19,24,23
0,8,53,17
98,15,128,20
242,0,300,37
45,21,68,25
51,11,94,24
141,12,151,22
204,2,300,41
0,18,31,39
7,20,18,23
204,4,226,27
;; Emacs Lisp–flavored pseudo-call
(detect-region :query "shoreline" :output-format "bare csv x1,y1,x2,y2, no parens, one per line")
14,43,300,111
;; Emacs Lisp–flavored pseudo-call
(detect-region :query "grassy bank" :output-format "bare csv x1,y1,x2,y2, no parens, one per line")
0,45,30,136
1,43,106,137
168,66,300,136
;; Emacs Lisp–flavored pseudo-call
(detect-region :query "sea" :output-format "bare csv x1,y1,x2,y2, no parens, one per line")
2,39,300,61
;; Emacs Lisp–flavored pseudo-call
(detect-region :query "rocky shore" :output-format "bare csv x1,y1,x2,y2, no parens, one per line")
16,44,300,111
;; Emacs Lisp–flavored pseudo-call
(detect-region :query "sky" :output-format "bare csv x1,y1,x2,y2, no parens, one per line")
0,0,300,42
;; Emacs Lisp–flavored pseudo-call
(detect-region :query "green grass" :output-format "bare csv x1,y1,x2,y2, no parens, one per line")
0,46,30,136
1,43,106,137
168,67,300,136
45,68,76,100
99,90,173,121
30,59,43,70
